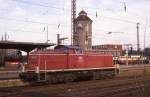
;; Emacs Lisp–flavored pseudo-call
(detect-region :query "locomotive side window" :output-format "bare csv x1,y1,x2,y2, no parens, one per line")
75,49,83,54
64,48,68,53
55,46,68,53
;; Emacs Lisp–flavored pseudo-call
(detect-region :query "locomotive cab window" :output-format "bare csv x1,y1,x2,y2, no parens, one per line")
63,48,68,53
75,49,83,54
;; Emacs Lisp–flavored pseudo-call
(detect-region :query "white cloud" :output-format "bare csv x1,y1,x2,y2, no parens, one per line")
0,0,9,9
10,6,27,17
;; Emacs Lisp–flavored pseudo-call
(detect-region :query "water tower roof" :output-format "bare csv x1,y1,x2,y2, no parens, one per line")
76,10,92,22
79,10,87,15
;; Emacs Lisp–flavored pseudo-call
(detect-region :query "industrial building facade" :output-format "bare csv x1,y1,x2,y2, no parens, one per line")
92,44,123,57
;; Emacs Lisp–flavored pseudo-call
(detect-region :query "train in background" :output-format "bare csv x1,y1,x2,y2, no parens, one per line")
19,45,119,83
114,55,150,65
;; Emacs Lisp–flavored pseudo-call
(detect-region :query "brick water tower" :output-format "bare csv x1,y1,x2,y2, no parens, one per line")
74,10,92,50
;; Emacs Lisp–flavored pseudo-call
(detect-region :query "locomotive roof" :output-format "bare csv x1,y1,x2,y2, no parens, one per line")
54,45,82,50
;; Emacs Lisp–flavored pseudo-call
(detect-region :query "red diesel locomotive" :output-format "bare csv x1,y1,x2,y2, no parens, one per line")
20,45,119,83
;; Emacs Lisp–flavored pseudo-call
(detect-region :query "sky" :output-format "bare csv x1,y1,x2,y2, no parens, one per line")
0,0,150,49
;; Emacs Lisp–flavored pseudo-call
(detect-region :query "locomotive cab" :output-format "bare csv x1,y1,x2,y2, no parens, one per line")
54,45,83,54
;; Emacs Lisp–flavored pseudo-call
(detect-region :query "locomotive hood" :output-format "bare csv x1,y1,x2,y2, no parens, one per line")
54,45,82,50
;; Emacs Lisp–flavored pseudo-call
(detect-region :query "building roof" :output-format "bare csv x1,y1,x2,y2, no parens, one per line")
79,10,87,15
0,41,55,52
75,10,92,22
92,44,123,51
93,44,123,46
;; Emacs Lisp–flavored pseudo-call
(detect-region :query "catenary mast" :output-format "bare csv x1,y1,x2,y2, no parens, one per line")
71,0,76,45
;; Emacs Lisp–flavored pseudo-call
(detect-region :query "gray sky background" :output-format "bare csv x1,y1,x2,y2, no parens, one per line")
0,0,150,49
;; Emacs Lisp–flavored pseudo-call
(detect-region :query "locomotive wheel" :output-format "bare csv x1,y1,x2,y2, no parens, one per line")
51,76,58,84
93,72,101,80
64,74,75,83
57,74,65,83
47,75,58,84
100,73,107,79
106,73,113,79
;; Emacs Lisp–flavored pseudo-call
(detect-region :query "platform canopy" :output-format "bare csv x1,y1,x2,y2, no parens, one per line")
0,41,55,52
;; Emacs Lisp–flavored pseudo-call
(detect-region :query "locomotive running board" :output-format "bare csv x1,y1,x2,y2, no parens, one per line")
27,67,119,72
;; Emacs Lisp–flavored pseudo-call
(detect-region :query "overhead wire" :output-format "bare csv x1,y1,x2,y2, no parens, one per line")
0,15,147,38
0,9,138,35
11,0,66,10
9,0,145,25
2,0,145,33
0,16,69,27
1,0,149,44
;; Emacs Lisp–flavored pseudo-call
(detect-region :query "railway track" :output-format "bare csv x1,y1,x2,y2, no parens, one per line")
1,76,150,97
0,70,19,80
1,64,150,97
54,76,150,97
